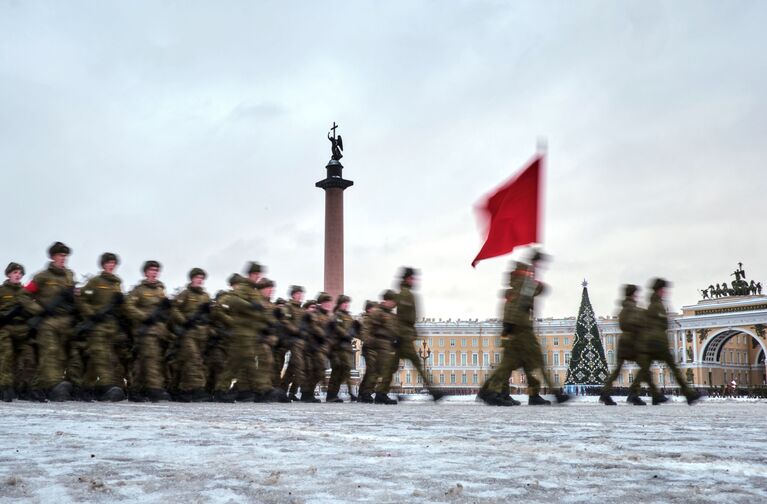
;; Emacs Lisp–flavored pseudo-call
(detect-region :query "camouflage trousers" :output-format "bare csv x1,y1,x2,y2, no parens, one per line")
84,321,123,389
215,330,256,393
379,325,430,394
361,339,395,395
176,328,207,392
204,344,227,394
300,345,328,398
640,345,694,398
0,323,35,392
602,337,659,396
483,330,556,396
272,342,290,389
33,315,72,390
281,339,306,394
132,324,170,392
326,342,353,396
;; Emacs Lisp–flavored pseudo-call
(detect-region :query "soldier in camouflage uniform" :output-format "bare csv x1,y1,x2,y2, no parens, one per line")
381,268,443,401
325,295,355,403
124,261,173,402
300,293,333,403
170,268,211,402
357,300,378,403
280,286,307,402
642,278,700,405
371,290,400,404
205,279,237,397
27,242,77,401
479,253,570,406
599,284,661,406
76,253,126,402
253,278,284,402
0,263,42,401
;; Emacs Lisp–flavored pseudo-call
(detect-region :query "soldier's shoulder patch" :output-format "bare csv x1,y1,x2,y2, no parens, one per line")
84,290,94,295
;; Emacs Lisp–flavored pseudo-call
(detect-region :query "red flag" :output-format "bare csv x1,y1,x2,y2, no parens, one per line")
471,155,543,267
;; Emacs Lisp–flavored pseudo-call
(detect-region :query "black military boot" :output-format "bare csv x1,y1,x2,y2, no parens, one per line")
128,389,149,402
374,392,397,405
72,386,94,402
651,394,669,405
98,386,126,402
358,392,374,404
348,393,358,402
236,390,255,402
191,388,210,402
1,387,15,402
300,391,321,403
174,390,194,403
528,394,551,405
288,392,300,402
477,389,501,406
29,389,48,402
213,390,235,403
47,381,73,402
599,392,617,405
500,392,521,406
325,393,343,403
555,392,571,404
627,393,646,406
685,390,702,405
147,388,172,402
430,388,447,402
268,388,290,403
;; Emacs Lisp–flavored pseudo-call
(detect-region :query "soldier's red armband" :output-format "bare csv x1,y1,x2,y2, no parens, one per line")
25,281,39,294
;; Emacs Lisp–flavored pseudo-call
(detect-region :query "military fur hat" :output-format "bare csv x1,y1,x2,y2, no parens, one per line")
303,300,317,309
382,289,397,301
48,241,71,257
5,262,24,276
189,267,206,280
275,297,286,305
246,261,264,275
142,260,161,273
100,252,119,267
364,300,377,312
624,284,639,297
401,267,418,280
651,278,670,291
289,285,305,296
317,292,333,303
335,294,351,306
256,278,275,290
228,273,244,286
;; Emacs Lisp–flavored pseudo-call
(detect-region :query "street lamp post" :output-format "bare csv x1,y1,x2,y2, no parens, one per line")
418,339,431,391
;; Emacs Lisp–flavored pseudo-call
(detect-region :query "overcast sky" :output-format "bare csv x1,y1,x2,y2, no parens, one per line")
2,1,765,319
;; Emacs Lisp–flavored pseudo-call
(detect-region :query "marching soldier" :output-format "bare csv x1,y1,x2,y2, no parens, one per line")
642,278,701,405
300,293,333,403
170,268,211,402
76,253,126,402
253,278,284,402
124,260,173,402
280,286,307,402
0,263,42,401
599,285,661,406
357,300,378,403
371,290,400,404
326,294,355,403
479,253,570,406
382,267,443,401
27,242,77,401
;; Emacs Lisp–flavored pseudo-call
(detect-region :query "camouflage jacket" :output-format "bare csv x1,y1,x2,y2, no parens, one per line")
27,264,76,315
396,283,418,326
0,280,42,324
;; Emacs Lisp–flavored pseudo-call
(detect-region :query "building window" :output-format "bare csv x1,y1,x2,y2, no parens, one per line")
461,353,467,366
484,337,490,346
628,372,634,383
483,353,489,366
607,350,614,365
450,354,456,366
554,373,560,384
565,352,571,365
461,338,466,347
473,374,478,384
438,353,445,366
495,337,501,347
395,374,400,384
450,374,456,384
406,373,411,384
564,336,570,346
553,337,559,346
472,353,478,366
543,354,548,366
450,339,456,347
553,353,560,366
417,374,423,384
472,338,478,347
461,374,467,384
494,353,500,363
438,339,444,347
439,374,445,384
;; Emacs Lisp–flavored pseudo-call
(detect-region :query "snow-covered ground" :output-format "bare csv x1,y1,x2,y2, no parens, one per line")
1,397,766,503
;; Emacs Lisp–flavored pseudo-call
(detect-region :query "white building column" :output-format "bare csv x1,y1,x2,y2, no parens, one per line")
674,330,679,363
692,329,698,363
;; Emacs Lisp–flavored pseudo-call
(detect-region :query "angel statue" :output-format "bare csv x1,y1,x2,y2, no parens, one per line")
328,121,344,161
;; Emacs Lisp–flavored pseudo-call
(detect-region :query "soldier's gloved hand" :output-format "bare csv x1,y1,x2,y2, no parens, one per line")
503,323,515,333
112,292,125,306
352,320,362,334
273,308,285,320
91,312,106,323
302,313,312,323
250,302,264,312
160,298,172,309
62,288,75,304
199,302,211,314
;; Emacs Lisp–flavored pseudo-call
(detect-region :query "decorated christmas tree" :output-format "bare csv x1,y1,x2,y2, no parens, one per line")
565,281,609,386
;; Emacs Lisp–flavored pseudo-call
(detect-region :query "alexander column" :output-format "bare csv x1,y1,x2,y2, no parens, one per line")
316,122,353,298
